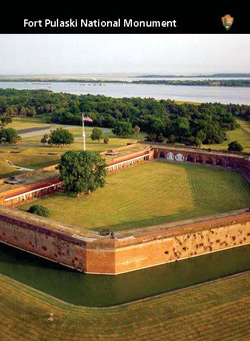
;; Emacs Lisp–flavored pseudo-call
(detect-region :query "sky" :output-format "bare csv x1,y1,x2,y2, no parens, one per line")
0,34,249,75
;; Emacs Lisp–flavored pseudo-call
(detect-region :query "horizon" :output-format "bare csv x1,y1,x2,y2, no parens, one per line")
0,71,250,77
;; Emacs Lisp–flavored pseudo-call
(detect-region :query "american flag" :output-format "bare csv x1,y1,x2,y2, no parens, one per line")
82,114,93,123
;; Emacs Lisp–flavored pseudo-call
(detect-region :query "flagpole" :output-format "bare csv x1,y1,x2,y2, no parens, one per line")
82,113,86,151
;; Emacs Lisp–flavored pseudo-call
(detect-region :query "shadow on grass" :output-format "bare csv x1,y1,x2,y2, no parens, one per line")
0,170,20,180
90,208,202,232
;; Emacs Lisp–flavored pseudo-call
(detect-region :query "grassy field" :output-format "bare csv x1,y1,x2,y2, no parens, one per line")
1,116,249,179
0,148,60,178
204,119,250,153
175,100,200,105
20,161,250,231
0,272,249,341
8,116,52,130
0,117,144,178
0,136,139,178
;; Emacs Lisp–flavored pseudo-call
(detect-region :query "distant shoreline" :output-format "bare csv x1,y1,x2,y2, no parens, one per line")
137,73,250,78
0,78,250,87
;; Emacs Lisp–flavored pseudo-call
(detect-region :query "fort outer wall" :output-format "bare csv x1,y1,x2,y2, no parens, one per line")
0,206,249,275
151,145,250,178
0,206,89,272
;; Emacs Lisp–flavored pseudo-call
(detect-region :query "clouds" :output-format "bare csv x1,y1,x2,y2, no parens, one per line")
0,34,249,75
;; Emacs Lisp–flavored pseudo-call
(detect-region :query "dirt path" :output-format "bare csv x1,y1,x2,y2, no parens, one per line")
5,160,34,172
19,125,111,138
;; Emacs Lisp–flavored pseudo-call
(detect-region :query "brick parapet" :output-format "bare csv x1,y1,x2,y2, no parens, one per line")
0,206,249,274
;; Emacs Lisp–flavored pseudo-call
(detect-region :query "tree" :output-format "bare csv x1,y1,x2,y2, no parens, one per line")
41,136,47,146
28,205,50,217
134,125,140,137
41,133,49,146
103,137,109,144
90,127,103,143
228,141,244,152
27,107,36,117
0,116,12,126
156,133,164,143
144,116,165,135
173,117,191,142
0,127,18,144
49,128,74,147
13,135,22,148
1,89,249,147
59,150,107,195
168,135,176,144
185,136,202,148
146,133,157,142
112,121,135,137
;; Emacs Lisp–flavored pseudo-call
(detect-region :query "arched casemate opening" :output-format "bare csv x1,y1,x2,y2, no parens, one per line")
237,162,242,169
226,159,234,168
159,151,165,158
196,156,203,164
206,157,213,165
245,163,250,172
216,159,223,166
187,155,193,162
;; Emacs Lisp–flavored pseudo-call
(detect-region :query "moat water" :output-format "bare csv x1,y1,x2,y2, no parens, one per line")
0,243,249,307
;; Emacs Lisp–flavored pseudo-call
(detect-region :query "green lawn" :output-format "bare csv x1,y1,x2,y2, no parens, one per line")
0,135,139,177
0,117,144,177
20,161,250,231
204,119,250,153
0,160,19,179
1,116,249,180
0,272,249,341
0,147,60,175
8,116,52,130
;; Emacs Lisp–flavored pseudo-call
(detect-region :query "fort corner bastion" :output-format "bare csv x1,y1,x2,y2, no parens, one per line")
0,142,250,275
0,206,250,275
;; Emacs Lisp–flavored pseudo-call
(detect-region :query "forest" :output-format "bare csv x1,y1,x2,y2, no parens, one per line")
137,73,250,78
132,79,250,87
0,88,250,145
1,78,250,87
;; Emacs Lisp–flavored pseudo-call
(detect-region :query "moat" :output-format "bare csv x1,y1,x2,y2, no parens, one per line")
0,243,249,307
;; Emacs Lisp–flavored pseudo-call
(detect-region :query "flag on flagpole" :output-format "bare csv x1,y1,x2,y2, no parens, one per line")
82,114,93,151
82,115,93,123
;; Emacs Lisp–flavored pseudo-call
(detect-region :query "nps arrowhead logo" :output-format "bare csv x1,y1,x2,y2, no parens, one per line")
221,14,234,31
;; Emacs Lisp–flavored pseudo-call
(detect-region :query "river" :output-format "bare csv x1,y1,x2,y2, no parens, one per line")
0,243,249,307
0,81,250,105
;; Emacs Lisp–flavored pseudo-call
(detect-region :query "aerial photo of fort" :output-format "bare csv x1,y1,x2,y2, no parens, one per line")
0,34,249,340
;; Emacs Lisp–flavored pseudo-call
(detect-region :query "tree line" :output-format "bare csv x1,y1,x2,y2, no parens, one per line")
0,89,250,146
136,73,250,78
132,80,250,87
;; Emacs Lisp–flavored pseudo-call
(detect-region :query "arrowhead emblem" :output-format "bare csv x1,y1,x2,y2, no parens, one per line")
221,14,234,31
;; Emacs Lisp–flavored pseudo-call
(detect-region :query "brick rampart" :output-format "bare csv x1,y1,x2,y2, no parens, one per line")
0,206,249,275
151,145,250,176
0,144,250,274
